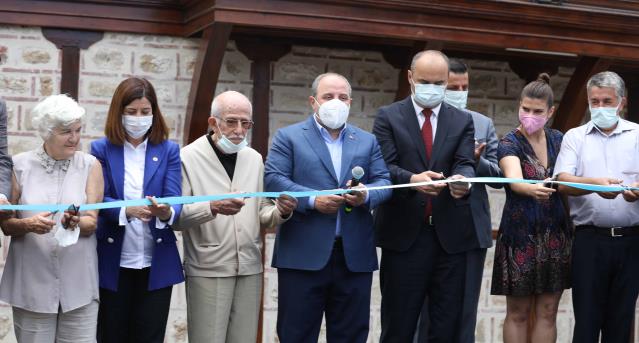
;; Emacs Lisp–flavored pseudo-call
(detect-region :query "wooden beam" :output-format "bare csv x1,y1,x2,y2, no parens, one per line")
41,28,103,100
235,39,290,158
624,73,639,124
183,23,232,144
508,59,558,84
551,57,612,132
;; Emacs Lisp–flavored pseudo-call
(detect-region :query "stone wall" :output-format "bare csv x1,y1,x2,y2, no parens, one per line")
0,24,631,342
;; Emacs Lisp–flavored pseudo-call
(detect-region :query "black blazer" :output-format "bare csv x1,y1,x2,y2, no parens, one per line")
372,97,478,254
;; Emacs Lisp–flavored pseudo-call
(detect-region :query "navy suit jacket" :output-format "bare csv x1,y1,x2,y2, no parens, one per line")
264,116,392,272
91,138,184,291
373,97,477,254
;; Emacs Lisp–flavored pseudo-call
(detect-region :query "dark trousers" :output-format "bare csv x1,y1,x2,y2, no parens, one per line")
277,240,373,343
415,247,486,343
97,267,173,343
572,229,639,343
380,227,466,343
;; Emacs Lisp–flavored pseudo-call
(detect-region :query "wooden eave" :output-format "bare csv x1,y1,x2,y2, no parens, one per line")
0,0,637,61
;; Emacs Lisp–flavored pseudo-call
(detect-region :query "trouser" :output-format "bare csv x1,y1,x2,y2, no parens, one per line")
572,228,639,343
97,267,172,343
186,273,262,343
13,300,98,343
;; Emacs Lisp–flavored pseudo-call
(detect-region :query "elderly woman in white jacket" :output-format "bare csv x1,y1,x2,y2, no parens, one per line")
0,94,104,343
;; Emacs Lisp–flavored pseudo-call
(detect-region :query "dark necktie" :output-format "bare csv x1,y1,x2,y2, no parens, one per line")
421,108,433,218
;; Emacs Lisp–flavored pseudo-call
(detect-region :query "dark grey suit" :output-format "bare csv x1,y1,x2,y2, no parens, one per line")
0,99,12,197
416,110,501,343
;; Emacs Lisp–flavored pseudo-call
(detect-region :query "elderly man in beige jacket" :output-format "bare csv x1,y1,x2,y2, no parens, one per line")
174,91,296,343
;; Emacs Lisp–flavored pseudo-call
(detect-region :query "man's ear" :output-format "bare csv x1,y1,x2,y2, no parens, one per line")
208,116,218,133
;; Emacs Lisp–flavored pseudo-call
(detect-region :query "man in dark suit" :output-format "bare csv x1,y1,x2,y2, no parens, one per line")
373,50,476,342
265,72,391,343
415,59,502,343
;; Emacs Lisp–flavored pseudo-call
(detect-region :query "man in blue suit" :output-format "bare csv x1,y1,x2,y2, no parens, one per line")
265,72,392,343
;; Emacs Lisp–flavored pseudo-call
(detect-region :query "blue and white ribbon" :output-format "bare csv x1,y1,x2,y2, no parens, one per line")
0,177,637,212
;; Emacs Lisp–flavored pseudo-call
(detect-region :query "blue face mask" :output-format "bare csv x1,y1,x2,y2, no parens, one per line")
590,103,620,129
413,83,446,108
445,90,468,109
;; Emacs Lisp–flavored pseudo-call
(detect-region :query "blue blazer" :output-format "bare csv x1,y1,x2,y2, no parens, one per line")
90,138,184,291
264,116,392,272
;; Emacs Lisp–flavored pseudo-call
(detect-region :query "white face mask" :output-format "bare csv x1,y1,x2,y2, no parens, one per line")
413,83,446,108
122,115,153,139
445,90,468,109
590,102,621,129
315,98,350,130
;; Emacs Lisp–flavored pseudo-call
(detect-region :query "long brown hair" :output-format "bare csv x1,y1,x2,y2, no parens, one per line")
104,77,169,145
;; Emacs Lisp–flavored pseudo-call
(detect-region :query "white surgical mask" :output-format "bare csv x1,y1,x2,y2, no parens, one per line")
315,98,350,130
413,83,446,108
445,90,468,109
590,103,621,129
122,115,153,139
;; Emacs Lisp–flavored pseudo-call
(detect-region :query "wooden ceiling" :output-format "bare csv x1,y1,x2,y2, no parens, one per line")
1,0,638,61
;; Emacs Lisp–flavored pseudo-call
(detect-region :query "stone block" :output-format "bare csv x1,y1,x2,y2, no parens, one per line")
218,50,250,82
468,59,507,72
4,102,17,131
488,188,506,228
325,61,353,80
165,310,188,343
82,103,109,136
352,63,397,91
274,56,325,84
21,47,51,65
0,306,15,342
493,101,519,126
136,52,177,77
505,74,525,99
291,46,332,57
178,49,198,78
37,76,55,96
7,135,41,156
86,47,127,71
0,45,7,65
470,72,504,98
272,85,312,115
0,75,30,95
468,101,493,118
84,79,118,99
360,91,395,116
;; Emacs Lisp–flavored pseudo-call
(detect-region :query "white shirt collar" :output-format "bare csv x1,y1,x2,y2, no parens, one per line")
124,138,148,150
411,96,441,118
586,118,635,136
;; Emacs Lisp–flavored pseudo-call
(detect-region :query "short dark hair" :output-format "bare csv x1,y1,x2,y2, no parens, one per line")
449,59,468,74
520,73,554,108
105,77,169,145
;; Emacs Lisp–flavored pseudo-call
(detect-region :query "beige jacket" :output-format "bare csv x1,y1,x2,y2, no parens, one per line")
173,135,288,277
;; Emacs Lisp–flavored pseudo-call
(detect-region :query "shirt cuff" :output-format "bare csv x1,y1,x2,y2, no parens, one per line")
118,207,128,226
156,207,176,229
364,186,370,206
308,196,316,210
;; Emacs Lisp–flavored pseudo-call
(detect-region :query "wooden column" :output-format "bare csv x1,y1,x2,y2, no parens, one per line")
551,57,612,132
382,42,430,101
183,23,232,144
235,39,291,158
41,28,103,100
623,72,639,124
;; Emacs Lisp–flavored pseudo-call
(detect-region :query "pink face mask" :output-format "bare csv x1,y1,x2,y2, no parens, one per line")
518,110,548,135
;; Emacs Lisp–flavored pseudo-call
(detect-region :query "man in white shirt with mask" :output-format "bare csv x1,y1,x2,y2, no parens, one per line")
173,91,297,343
554,71,639,342
265,73,391,343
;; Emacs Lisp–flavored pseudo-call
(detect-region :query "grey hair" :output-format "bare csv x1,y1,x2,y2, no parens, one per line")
31,94,85,140
311,73,352,98
210,91,253,117
410,50,450,73
587,71,626,98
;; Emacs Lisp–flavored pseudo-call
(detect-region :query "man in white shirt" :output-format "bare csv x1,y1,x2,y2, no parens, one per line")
554,71,639,343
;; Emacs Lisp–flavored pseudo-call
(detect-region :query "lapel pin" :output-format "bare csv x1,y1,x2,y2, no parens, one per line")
152,157,158,162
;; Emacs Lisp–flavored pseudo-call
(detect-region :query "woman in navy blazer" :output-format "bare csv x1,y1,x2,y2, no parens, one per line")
91,77,183,343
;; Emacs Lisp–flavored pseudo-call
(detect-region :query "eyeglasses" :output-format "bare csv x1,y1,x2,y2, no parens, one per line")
218,117,254,129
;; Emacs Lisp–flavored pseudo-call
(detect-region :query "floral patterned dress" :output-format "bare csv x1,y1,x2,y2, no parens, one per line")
491,127,572,296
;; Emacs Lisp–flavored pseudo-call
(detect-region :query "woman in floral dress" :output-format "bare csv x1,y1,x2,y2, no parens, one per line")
491,73,572,343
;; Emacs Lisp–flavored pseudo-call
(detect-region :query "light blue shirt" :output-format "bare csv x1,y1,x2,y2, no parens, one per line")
307,116,368,236
554,119,639,227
